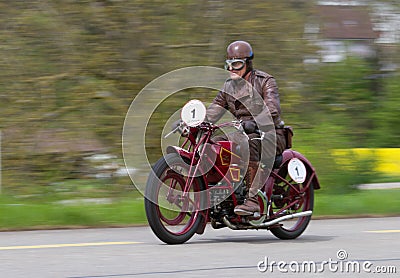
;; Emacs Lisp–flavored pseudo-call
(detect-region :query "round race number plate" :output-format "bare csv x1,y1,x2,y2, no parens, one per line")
181,99,206,127
288,158,307,184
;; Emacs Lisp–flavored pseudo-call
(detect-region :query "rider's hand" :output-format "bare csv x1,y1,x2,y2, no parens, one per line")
242,120,258,134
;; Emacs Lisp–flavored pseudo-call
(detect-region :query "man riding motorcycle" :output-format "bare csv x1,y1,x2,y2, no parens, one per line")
206,40,287,216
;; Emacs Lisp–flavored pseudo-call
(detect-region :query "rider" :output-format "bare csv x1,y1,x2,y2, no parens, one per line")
206,40,287,216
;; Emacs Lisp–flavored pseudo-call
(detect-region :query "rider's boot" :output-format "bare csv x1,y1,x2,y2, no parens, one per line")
234,161,261,216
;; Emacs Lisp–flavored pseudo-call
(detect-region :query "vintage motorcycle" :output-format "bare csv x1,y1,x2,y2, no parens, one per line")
145,100,320,244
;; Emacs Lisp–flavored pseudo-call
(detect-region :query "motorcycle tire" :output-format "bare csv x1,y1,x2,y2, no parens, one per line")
145,153,206,244
269,164,315,240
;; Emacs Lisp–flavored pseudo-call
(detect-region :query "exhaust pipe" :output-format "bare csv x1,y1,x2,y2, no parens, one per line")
253,210,313,228
222,216,239,230
222,210,312,230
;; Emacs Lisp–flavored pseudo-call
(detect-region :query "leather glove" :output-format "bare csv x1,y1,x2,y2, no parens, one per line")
242,120,258,134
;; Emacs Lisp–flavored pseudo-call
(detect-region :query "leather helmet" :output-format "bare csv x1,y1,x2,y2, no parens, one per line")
226,41,254,60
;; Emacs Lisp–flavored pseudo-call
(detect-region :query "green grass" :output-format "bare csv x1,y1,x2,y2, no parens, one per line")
0,189,399,230
0,193,147,230
314,189,400,217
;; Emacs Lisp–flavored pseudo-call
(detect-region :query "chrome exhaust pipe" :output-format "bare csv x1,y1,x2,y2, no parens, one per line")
252,210,313,228
222,215,239,230
222,210,312,230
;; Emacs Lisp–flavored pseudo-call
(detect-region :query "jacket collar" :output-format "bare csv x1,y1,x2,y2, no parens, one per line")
226,71,255,99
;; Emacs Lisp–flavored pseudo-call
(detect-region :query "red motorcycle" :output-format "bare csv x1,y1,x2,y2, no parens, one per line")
145,100,320,244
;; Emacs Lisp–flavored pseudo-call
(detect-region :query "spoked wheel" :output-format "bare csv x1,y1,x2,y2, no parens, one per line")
145,153,205,244
269,159,314,239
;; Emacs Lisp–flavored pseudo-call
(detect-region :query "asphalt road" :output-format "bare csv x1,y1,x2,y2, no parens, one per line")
0,217,399,277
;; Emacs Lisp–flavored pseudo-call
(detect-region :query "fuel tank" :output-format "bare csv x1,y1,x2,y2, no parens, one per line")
205,141,242,184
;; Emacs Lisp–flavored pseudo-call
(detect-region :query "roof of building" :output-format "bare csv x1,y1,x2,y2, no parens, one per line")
317,5,378,39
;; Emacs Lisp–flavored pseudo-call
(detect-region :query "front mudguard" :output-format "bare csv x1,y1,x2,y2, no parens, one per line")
166,145,193,162
280,149,321,189
166,146,210,234
166,145,211,189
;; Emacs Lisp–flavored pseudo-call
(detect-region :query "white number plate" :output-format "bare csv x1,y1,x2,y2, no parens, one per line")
181,99,206,127
288,158,307,183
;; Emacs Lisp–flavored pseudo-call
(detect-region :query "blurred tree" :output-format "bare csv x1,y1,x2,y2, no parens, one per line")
305,57,377,146
0,0,398,191
369,74,400,147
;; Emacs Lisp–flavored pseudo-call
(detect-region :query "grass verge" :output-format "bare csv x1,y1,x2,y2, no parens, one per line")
0,189,399,231
314,189,400,217
0,193,147,230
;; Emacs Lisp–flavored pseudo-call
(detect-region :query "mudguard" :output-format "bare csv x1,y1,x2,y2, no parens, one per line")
281,149,321,189
166,145,193,161
166,146,209,187
166,145,210,233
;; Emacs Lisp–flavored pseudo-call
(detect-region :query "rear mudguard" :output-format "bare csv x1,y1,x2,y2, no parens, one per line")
166,146,210,234
280,149,321,189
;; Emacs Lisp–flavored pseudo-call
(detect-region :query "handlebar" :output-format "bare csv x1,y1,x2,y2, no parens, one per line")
165,120,265,141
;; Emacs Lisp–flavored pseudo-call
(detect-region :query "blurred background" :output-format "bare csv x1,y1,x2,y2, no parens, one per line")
0,0,399,224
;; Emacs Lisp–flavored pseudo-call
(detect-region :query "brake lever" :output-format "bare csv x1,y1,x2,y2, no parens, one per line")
164,123,188,138
232,120,249,140
164,126,179,138
251,129,265,141
232,120,242,130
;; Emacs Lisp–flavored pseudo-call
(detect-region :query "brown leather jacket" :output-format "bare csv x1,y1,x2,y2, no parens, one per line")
207,69,283,128
206,69,287,155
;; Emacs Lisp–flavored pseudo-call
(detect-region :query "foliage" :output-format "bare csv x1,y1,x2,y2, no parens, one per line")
0,0,398,193
369,74,400,147
303,57,378,146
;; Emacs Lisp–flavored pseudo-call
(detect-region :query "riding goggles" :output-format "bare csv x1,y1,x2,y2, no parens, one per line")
224,58,247,71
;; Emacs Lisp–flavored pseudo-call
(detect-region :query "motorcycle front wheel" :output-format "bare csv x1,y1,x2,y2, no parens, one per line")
144,153,206,244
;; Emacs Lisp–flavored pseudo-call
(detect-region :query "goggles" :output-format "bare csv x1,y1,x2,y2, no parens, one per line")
224,58,247,71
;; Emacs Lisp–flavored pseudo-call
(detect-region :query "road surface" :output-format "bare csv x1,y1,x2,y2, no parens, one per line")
0,217,399,277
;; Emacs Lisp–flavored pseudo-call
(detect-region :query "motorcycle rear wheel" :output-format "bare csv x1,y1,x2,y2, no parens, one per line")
145,153,205,244
269,161,314,240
